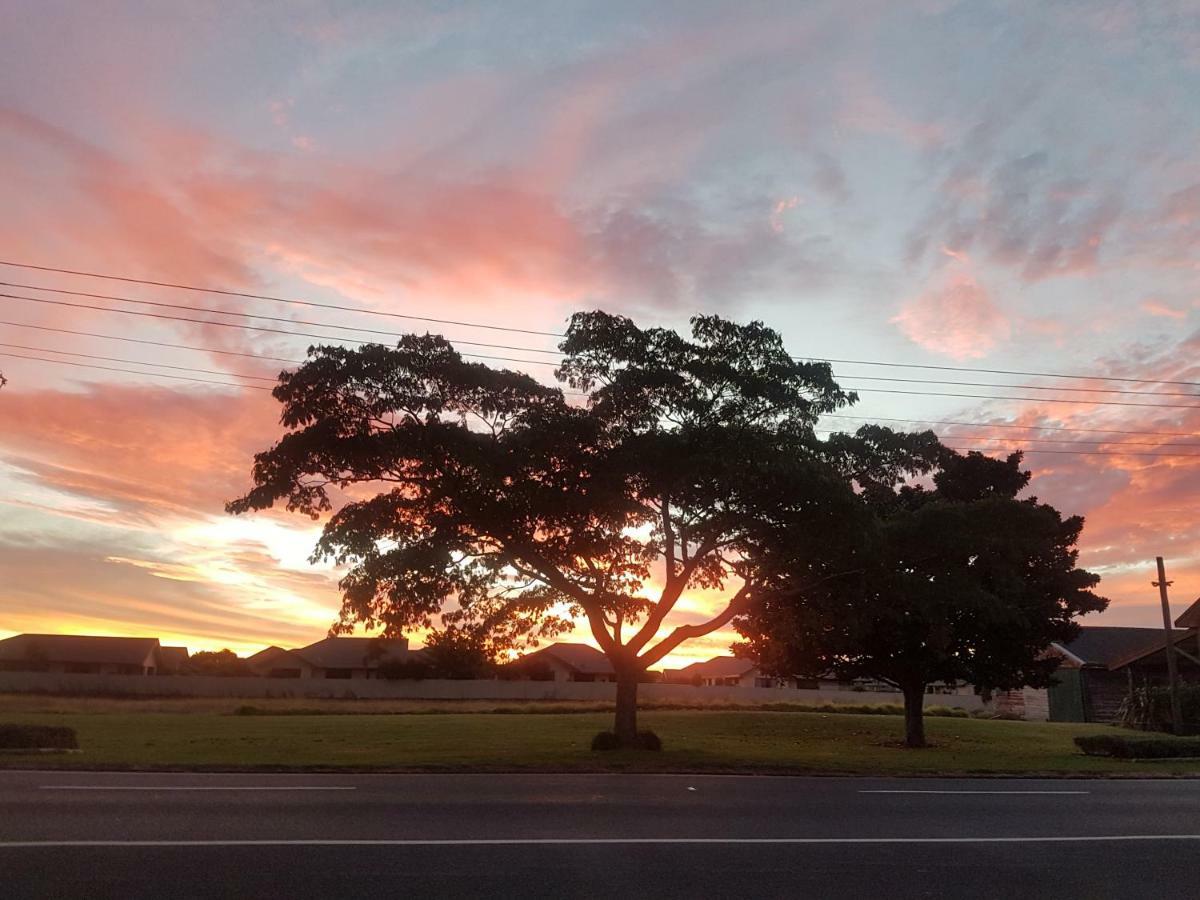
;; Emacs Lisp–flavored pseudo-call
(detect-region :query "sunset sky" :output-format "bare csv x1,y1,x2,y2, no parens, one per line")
2,1,1200,665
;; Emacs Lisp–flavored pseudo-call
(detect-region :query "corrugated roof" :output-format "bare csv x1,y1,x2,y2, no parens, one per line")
1056,627,1185,668
677,656,758,678
292,637,409,669
0,634,160,666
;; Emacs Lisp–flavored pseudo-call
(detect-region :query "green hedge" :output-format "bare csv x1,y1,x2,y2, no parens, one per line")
1075,733,1200,759
0,723,78,750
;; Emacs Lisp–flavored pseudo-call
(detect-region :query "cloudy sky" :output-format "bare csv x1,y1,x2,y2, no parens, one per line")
2,0,1200,663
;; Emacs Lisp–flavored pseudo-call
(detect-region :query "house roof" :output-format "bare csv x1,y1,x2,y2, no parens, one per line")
1054,626,1190,670
1175,598,1200,630
157,646,189,670
244,646,305,673
1107,629,1200,671
520,642,614,675
0,634,160,666
247,645,289,662
677,656,758,678
292,637,409,669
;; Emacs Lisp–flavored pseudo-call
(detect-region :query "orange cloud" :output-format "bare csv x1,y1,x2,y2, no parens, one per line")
0,383,279,525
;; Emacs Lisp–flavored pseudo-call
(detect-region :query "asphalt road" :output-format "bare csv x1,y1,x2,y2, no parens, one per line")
3,770,1198,899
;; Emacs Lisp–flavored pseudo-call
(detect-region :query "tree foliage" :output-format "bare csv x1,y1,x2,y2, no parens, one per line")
736,428,1108,747
228,311,860,744
185,649,252,677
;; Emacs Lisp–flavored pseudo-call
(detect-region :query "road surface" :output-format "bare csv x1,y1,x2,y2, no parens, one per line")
2,770,1197,898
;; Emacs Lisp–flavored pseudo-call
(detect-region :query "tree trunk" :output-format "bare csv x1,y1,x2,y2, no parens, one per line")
902,682,927,749
614,670,639,747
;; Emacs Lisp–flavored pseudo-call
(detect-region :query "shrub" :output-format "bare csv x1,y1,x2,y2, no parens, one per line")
591,730,663,751
377,658,434,681
0,723,78,750
1075,733,1200,759
184,649,252,677
1118,683,1200,733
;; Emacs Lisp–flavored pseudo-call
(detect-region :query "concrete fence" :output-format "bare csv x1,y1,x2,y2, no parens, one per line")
0,670,985,710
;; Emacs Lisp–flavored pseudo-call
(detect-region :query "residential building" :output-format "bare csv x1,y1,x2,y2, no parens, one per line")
663,656,796,688
1009,621,1200,723
0,634,183,675
246,636,410,680
157,646,190,674
507,642,616,682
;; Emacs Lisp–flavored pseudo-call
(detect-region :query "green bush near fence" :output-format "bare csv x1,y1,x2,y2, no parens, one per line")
1075,733,1200,759
0,723,78,750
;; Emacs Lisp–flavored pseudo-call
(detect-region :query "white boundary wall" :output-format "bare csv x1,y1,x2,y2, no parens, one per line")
0,671,984,710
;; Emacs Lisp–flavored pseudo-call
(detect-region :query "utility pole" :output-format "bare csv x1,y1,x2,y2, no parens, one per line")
1153,557,1184,735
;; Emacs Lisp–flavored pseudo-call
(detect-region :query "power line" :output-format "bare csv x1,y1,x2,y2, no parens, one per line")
0,280,564,350
840,373,1200,399
21,294,1187,395
8,318,1200,443
821,413,1200,439
0,319,299,364
836,385,1200,411
801,357,1200,389
0,262,564,338
944,445,1200,459
6,293,1200,410
0,342,278,382
3,260,1198,389
2,290,1200,403
5,344,1198,456
0,294,561,369
21,321,1200,435
814,427,1200,449
0,351,272,391
821,434,1200,458
0,334,576,395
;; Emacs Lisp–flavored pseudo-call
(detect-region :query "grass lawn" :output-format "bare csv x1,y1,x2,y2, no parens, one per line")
2,696,1197,775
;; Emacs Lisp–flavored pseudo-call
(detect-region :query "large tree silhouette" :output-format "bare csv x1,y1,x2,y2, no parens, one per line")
229,311,857,746
737,429,1108,748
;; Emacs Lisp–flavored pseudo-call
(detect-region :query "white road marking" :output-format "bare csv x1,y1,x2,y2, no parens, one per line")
859,790,1089,795
39,786,357,792
0,835,1196,847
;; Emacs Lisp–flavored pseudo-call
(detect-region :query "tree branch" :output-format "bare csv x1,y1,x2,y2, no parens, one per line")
637,582,753,669
624,537,719,655
662,496,676,581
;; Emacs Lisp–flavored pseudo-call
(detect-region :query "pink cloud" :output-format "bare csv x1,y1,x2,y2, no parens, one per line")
892,272,1010,359
0,382,279,525
1141,298,1189,320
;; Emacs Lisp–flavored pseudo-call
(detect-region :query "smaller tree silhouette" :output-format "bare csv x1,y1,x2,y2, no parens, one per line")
737,428,1108,748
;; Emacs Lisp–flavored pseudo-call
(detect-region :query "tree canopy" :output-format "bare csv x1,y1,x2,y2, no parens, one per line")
185,649,252,677
736,428,1108,747
228,311,860,745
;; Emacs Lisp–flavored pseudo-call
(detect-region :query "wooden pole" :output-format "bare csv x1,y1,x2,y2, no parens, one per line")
1154,557,1184,735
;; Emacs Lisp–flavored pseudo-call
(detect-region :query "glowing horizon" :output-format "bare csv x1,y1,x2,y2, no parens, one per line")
3,2,1200,666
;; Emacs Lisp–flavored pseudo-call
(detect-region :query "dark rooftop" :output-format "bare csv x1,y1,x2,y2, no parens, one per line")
292,637,409,669
0,634,160,666
522,642,614,675
1175,598,1200,630
1056,627,1188,669
677,656,758,678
